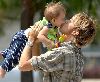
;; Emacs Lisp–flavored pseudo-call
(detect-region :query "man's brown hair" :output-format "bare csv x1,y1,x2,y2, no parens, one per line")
44,2,66,21
71,13,96,46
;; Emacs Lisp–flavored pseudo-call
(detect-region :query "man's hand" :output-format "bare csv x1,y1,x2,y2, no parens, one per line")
29,21,44,39
27,21,44,47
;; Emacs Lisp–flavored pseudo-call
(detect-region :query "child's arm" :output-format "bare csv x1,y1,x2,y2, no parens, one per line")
37,26,55,49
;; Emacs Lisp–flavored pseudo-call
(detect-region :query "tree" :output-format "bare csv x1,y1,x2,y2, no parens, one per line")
20,0,34,82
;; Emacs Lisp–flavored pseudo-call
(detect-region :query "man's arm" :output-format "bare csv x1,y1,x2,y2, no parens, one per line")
31,40,41,57
19,22,41,71
18,44,34,71
19,44,65,72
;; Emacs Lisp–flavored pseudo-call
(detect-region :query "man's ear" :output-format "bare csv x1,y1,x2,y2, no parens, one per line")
72,30,79,36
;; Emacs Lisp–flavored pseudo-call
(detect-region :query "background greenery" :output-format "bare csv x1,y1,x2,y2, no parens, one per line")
0,0,100,45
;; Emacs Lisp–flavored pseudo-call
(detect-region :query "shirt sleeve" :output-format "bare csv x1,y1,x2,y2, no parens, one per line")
31,48,65,72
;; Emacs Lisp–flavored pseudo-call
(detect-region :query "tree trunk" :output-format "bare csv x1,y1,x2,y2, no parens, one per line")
20,0,34,82
21,0,35,29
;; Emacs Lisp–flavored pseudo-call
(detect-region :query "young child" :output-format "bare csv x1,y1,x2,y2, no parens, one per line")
0,1,66,78
37,2,66,49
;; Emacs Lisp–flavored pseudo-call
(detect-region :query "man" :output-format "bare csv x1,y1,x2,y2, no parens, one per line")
19,13,96,82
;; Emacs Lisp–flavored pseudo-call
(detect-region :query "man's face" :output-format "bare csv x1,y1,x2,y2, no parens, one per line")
54,11,66,27
66,16,80,36
62,19,75,35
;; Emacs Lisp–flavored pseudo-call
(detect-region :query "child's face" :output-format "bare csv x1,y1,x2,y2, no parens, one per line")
53,11,65,27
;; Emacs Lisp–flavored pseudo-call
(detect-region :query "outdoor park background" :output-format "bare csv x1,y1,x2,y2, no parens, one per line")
0,0,100,82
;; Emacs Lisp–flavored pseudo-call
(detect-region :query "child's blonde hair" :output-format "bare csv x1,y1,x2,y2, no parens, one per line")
71,12,96,46
44,2,66,21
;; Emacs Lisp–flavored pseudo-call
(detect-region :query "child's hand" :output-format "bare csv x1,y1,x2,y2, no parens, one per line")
0,66,6,78
0,53,4,60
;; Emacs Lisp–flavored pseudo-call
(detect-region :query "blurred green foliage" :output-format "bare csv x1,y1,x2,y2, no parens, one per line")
0,0,21,35
0,0,21,19
0,0,100,45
